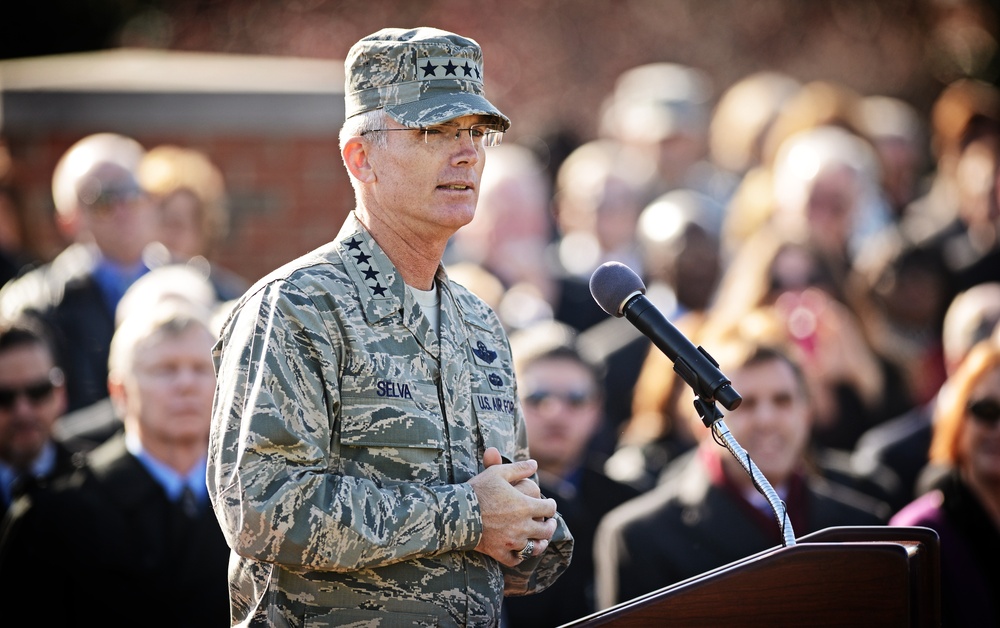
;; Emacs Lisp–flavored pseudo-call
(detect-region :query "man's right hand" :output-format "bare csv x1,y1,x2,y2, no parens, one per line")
468,447,558,567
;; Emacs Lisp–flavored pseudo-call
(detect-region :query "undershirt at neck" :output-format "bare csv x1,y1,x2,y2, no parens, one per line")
407,282,440,336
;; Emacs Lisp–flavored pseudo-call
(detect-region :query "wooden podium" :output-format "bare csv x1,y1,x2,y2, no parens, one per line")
561,526,939,627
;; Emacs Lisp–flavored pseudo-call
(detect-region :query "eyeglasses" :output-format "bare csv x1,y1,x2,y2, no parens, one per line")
967,397,1000,426
0,369,64,410
523,389,595,409
361,123,505,147
78,185,146,216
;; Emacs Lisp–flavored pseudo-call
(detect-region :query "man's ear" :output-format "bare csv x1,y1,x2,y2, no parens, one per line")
343,137,376,184
55,208,82,241
107,375,129,421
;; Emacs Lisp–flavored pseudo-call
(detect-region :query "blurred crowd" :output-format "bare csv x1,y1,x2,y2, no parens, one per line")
0,63,999,626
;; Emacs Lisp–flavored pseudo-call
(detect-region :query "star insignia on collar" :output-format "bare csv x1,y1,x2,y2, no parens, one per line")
371,283,387,297
421,60,438,77
362,267,379,281
354,252,371,265
345,237,362,251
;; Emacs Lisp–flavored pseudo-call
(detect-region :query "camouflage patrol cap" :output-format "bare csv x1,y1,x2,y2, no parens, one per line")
344,27,510,130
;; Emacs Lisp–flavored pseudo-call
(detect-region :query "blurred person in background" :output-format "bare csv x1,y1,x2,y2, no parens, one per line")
903,78,1000,239
138,144,249,301
51,263,223,451
445,142,557,331
855,281,1000,511
601,317,701,494
769,124,891,288
708,70,801,258
846,227,952,412
890,338,1000,627
0,317,82,521
722,80,879,260
856,95,929,222
708,71,802,182
0,299,230,626
502,320,639,627
599,62,736,209
700,227,902,452
594,331,889,609
0,140,34,288
903,78,1000,295
0,133,158,413
550,139,648,333
583,188,724,447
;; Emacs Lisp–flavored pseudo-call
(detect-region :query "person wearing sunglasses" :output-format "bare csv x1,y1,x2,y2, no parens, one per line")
207,27,572,627
0,133,158,414
0,317,81,520
0,300,230,625
503,320,640,626
890,337,1000,626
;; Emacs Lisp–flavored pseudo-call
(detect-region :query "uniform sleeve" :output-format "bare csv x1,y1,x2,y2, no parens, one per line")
501,511,574,596
207,279,482,571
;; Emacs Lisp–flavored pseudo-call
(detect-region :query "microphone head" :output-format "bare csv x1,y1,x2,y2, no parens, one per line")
590,261,646,318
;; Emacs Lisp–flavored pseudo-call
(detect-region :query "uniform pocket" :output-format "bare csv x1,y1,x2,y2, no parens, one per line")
339,376,447,484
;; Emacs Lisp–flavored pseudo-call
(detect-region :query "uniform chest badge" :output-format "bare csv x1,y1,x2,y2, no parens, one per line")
473,341,497,364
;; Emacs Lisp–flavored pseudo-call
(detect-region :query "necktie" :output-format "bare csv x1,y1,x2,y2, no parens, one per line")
180,485,199,518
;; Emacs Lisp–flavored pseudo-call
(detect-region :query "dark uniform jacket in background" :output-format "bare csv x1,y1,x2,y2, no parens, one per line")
0,433,231,627
0,243,119,413
594,447,890,609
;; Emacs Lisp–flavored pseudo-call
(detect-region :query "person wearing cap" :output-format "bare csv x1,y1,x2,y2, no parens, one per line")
207,27,573,627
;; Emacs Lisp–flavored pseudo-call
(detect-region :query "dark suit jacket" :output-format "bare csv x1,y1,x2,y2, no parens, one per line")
0,439,84,522
503,463,641,627
0,434,230,627
594,448,890,609
0,244,119,412
852,399,935,512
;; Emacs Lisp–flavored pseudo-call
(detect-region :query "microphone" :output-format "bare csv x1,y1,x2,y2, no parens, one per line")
589,261,742,412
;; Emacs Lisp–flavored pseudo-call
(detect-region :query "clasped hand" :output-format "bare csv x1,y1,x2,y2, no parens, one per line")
468,447,558,567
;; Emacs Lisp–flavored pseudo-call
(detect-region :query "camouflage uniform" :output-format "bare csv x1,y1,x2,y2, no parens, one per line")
208,213,573,627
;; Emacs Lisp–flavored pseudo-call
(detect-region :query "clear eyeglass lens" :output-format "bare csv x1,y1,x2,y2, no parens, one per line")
422,124,504,147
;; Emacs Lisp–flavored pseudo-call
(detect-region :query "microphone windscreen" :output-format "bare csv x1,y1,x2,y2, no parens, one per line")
589,261,646,318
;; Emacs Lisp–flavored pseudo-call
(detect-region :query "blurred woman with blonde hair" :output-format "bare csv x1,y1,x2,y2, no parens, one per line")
890,338,1000,626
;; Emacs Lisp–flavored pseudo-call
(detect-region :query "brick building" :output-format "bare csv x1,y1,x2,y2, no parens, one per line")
0,48,353,284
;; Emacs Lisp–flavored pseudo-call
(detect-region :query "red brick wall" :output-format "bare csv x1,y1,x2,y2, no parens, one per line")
5,132,354,286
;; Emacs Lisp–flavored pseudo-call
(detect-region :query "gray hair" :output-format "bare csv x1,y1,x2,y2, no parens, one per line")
340,109,389,152
108,300,215,380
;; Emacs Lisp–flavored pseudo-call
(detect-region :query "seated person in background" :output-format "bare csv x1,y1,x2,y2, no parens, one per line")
0,300,230,626
594,332,890,609
0,133,158,413
853,281,1000,512
890,338,1000,627
52,263,224,450
503,321,640,627
0,317,83,520
138,144,249,301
